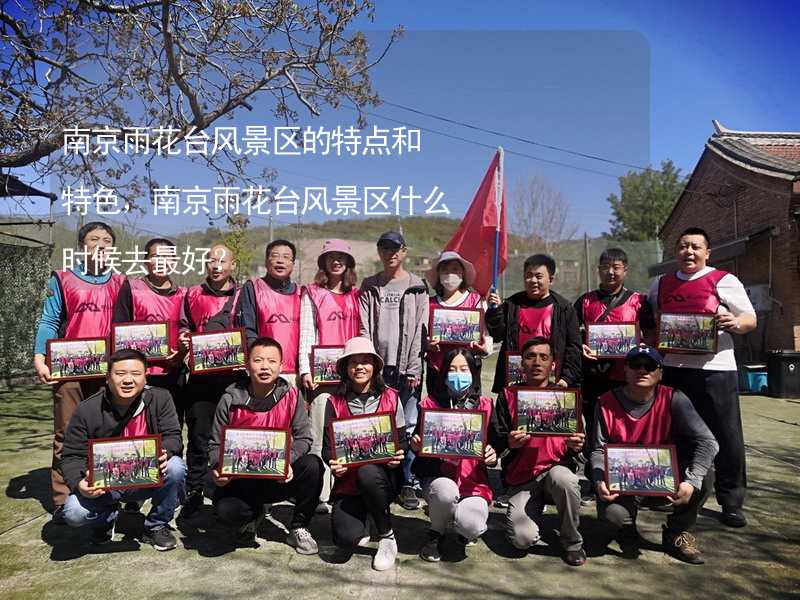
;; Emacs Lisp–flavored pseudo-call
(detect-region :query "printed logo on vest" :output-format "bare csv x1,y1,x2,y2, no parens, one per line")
326,311,347,321
75,301,102,313
663,294,685,304
266,314,291,324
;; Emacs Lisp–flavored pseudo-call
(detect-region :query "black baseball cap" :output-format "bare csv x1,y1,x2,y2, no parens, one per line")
624,344,664,367
377,231,406,248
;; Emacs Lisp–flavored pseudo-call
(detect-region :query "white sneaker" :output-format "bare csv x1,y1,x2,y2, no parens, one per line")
372,533,398,571
286,527,319,555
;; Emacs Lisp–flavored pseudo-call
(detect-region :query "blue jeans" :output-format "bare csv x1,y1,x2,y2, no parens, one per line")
64,456,186,531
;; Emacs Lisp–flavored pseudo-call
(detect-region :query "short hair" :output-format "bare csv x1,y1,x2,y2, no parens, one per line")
520,336,553,357
266,239,297,261
434,347,482,400
108,348,146,369
144,237,176,256
678,227,711,248
523,254,556,277
248,336,283,358
336,355,387,395
78,221,115,245
598,248,628,266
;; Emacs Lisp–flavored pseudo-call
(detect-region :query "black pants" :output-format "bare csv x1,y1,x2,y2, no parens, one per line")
581,373,624,478
147,372,188,428
214,454,324,530
663,367,746,509
331,464,402,547
184,373,245,492
598,483,710,533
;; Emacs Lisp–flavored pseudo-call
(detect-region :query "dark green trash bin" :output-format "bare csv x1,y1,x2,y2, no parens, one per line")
767,351,800,399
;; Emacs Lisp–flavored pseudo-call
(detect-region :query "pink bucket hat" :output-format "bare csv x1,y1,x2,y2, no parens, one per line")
425,250,477,289
317,238,355,270
335,337,385,374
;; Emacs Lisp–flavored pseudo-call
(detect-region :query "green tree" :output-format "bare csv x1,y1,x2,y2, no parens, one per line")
606,160,687,241
223,215,255,284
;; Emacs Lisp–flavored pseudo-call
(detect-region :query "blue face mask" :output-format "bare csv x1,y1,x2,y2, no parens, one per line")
446,371,472,394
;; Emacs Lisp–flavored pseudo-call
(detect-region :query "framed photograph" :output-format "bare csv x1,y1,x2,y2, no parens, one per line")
429,306,484,346
513,388,581,435
311,345,344,385
505,352,525,386
329,412,399,467
419,408,486,460
219,427,290,480
46,337,108,381
88,435,162,491
111,321,171,360
586,322,640,359
188,328,247,374
657,312,718,354
604,444,679,497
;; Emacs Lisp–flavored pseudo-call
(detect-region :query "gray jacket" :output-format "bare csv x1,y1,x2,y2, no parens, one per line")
208,378,313,469
358,271,429,379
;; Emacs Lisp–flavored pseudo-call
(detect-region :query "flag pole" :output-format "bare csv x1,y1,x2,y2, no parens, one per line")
491,147,504,297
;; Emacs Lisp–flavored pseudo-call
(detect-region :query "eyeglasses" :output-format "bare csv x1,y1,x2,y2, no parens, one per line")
268,253,294,262
626,360,660,372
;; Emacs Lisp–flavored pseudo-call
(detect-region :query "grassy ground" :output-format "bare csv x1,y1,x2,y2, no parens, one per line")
0,372,798,599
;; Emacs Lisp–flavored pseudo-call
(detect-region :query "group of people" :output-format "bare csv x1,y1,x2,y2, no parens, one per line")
35,220,756,570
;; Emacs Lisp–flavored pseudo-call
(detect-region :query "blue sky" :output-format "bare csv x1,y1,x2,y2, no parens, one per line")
7,0,799,239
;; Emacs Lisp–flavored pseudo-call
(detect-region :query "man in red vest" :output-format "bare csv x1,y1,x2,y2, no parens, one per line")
33,221,125,524
591,345,719,564
61,349,185,550
649,227,756,528
493,337,587,566
236,239,301,383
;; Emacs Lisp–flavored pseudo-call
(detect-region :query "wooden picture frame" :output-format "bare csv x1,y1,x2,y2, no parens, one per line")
585,322,640,359
418,408,486,460
604,444,679,497
46,337,109,381
88,434,163,491
429,306,484,347
657,312,718,354
505,352,525,386
219,426,291,480
311,345,345,385
188,328,247,374
329,411,399,467
111,321,171,361
513,387,582,436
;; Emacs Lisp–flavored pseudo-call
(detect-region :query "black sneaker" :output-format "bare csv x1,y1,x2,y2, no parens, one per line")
235,520,258,548
398,486,420,511
617,525,641,559
563,548,587,567
141,526,178,551
51,505,67,525
720,507,747,528
89,523,114,545
178,490,204,520
123,501,141,514
493,494,510,509
419,531,442,562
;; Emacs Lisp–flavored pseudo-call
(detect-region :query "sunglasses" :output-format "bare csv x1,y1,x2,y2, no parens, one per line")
626,360,660,372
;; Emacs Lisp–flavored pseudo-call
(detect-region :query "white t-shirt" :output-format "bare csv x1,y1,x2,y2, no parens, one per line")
648,267,756,371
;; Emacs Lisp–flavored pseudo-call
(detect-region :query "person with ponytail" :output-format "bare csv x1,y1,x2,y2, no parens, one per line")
321,337,406,571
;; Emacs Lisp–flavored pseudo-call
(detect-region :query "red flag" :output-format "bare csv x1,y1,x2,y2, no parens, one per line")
444,150,508,296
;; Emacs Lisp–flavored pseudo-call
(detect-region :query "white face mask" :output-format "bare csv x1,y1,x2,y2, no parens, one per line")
440,273,463,292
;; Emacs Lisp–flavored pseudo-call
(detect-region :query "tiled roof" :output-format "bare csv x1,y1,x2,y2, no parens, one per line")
706,120,800,179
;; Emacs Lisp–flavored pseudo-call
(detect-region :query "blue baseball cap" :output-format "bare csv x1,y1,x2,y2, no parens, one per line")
377,231,406,248
624,344,664,366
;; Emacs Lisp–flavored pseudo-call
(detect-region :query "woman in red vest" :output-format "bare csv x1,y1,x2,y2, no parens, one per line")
208,337,323,554
298,239,362,512
321,337,406,571
410,348,500,562
424,251,493,395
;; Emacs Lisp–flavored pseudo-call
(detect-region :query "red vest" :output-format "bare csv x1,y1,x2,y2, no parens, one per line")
598,385,673,445
54,270,125,339
122,408,150,437
501,388,568,486
252,278,301,373
228,386,299,430
303,284,361,344
582,290,645,381
517,304,554,348
419,395,493,502
185,283,239,333
427,292,483,373
657,270,728,314
328,388,399,496
129,278,187,375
